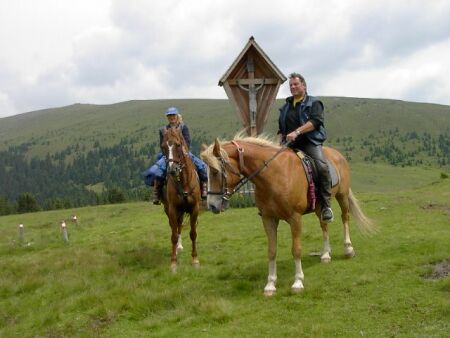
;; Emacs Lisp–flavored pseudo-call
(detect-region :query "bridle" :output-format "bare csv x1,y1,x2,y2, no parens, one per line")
166,142,183,175
165,139,197,198
207,155,241,201
207,140,291,201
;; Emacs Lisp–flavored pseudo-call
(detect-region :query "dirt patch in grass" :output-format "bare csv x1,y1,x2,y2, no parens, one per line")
425,260,450,280
420,203,450,215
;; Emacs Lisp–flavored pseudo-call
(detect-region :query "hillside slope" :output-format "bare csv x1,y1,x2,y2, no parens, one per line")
0,98,449,209
1,97,449,156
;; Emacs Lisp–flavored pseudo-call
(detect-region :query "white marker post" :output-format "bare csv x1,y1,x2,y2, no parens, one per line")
18,223,25,243
61,221,69,242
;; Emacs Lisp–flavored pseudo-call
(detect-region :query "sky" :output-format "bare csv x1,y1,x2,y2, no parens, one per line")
1,0,450,118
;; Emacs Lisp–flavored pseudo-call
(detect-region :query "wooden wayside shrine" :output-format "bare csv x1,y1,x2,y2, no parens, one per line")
219,36,287,136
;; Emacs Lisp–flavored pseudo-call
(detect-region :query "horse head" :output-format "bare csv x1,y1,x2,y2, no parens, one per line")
200,138,241,214
162,127,187,178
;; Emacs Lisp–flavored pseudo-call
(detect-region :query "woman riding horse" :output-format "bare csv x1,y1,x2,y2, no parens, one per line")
143,107,208,204
161,126,201,271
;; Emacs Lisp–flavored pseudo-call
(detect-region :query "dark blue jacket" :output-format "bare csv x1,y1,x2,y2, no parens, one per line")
278,95,326,146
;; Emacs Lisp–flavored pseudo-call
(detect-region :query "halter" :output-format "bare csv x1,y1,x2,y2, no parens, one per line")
208,140,291,201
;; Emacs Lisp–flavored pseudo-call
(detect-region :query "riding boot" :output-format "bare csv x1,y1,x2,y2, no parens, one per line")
316,160,334,223
153,179,163,205
201,181,208,200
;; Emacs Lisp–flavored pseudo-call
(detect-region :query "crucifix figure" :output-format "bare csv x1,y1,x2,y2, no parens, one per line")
236,56,265,136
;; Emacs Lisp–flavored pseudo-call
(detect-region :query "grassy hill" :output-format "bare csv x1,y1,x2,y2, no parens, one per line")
0,178,448,336
1,97,449,157
0,97,449,210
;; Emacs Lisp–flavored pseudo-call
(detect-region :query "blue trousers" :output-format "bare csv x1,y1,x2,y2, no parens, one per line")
143,152,207,186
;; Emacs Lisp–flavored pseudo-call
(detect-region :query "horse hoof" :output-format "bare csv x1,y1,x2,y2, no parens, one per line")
264,290,276,297
344,247,355,258
192,259,200,268
321,252,332,263
264,284,276,297
170,263,177,273
176,245,184,253
291,280,304,292
291,287,304,294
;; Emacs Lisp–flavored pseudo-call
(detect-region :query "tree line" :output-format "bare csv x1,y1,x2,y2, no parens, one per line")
0,134,211,215
0,129,448,215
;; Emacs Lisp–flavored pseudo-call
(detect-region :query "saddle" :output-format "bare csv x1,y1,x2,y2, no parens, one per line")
295,151,339,211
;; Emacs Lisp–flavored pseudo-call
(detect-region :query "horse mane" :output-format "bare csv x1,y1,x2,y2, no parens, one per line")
232,130,279,148
164,126,186,147
200,131,280,171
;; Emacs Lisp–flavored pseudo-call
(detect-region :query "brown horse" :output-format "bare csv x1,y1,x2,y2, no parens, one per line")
161,127,201,272
200,135,375,295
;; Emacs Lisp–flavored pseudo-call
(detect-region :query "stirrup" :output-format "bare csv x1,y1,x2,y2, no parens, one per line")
321,207,334,223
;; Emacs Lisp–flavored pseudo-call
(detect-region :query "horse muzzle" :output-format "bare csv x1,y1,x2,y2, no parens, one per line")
209,204,221,214
207,195,229,214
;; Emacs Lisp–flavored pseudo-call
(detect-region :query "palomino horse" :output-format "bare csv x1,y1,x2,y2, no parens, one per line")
161,127,201,272
200,135,374,295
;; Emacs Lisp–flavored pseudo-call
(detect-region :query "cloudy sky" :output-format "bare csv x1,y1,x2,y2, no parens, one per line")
1,0,449,118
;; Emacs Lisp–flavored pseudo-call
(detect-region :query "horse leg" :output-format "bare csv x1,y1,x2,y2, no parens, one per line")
261,216,279,296
176,235,183,253
176,214,183,253
169,212,179,273
336,192,355,258
289,214,304,292
318,215,332,263
189,206,200,267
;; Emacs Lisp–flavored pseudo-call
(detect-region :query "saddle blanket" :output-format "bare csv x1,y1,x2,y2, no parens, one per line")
295,151,339,210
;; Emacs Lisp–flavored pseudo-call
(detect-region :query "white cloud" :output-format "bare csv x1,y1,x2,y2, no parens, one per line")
319,37,450,104
0,0,450,118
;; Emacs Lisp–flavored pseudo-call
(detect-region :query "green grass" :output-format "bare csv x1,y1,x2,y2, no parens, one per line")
349,162,444,192
0,179,449,337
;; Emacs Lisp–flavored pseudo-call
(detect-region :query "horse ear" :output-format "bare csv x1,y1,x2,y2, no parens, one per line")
213,138,221,156
201,143,208,152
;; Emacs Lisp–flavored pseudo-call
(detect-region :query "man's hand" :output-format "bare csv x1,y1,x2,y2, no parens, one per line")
286,130,300,142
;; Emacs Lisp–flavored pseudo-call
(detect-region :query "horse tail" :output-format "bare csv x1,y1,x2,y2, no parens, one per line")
348,188,377,235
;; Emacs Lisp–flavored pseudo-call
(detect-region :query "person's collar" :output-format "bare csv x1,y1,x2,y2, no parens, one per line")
287,94,308,105
292,95,304,107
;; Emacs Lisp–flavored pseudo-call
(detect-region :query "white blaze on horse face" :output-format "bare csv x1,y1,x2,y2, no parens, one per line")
168,144,174,170
206,166,222,213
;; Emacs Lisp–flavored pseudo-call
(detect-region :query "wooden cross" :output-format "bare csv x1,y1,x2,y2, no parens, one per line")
227,56,279,136
219,36,287,136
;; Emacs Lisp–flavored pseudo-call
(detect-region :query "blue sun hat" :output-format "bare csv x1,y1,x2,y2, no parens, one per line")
165,106,179,116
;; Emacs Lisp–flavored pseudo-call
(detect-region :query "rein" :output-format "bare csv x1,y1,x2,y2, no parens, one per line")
220,140,291,201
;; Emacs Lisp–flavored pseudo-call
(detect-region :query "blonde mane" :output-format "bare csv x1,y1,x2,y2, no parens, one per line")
200,132,280,171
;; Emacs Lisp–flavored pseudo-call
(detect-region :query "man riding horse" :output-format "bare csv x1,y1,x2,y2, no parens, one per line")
278,72,333,223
